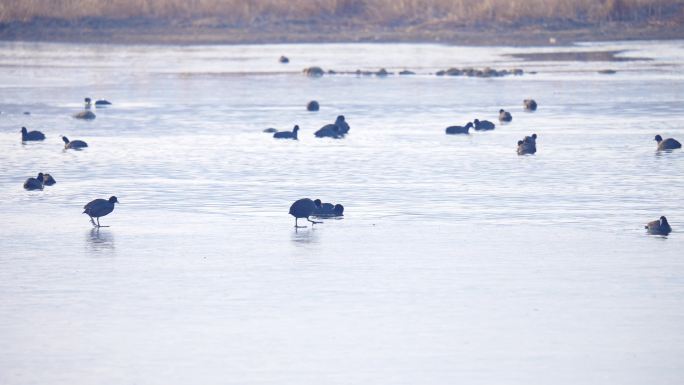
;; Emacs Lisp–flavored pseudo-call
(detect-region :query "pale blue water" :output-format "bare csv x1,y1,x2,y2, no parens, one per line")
0,41,683,385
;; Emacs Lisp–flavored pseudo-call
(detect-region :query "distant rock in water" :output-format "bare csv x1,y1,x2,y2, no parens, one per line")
303,67,324,77
95,99,112,107
435,67,524,78
279,55,289,63
376,68,389,77
307,101,319,111
74,111,96,120
263,128,278,133
399,70,415,75
598,69,617,74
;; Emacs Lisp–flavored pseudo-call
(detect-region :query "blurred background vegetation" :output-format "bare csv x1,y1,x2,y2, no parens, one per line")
1,0,682,25
1,0,682,43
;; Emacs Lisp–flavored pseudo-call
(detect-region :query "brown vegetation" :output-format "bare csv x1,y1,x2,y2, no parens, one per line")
0,0,682,44
1,0,681,25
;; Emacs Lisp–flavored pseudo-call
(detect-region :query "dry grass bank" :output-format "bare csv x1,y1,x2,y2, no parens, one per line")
0,0,683,44
1,0,682,25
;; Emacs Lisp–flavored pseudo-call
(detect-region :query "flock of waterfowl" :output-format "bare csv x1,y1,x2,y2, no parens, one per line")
16,59,682,234
20,97,116,227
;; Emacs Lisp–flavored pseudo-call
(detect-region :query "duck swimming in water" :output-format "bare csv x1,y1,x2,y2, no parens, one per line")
334,115,350,135
42,173,56,186
499,109,512,122
23,173,44,190
83,196,119,227
645,216,672,235
315,123,343,138
21,126,45,141
445,122,473,134
473,119,495,131
273,125,299,139
313,199,344,217
74,98,96,120
524,99,538,111
655,135,681,151
62,136,88,149
517,133,537,155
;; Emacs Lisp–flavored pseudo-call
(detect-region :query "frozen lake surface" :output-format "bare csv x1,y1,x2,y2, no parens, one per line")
1,41,683,385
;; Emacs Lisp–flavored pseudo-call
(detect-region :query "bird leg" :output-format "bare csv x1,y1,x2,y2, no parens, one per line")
294,218,307,228
90,216,97,227
307,217,323,225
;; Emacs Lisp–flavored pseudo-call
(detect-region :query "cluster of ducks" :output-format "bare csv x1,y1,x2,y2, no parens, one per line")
21,98,117,227
444,107,516,135
265,115,350,140
444,103,538,154
289,198,345,228
73,97,112,120
18,87,682,234
441,98,679,234
23,172,56,190
21,127,89,150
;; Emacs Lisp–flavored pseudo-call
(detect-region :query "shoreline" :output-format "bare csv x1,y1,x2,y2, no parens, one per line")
1,20,683,47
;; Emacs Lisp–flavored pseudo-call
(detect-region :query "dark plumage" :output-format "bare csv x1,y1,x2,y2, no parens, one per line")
42,173,56,186
289,198,322,228
263,128,278,133
279,56,289,63
524,99,538,111
655,135,681,151
23,173,44,190
645,216,672,235
62,136,88,149
83,196,119,227
473,119,495,131
315,124,342,138
313,199,344,217
307,101,320,111
499,109,512,122
21,126,45,141
95,99,112,107
273,125,299,140
335,115,350,135
517,133,538,155
445,122,473,134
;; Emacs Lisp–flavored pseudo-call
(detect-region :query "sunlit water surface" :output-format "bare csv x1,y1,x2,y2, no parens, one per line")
1,41,683,385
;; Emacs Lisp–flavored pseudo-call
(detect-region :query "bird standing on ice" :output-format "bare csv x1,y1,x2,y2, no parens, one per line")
83,196,119,227
289,198,322,228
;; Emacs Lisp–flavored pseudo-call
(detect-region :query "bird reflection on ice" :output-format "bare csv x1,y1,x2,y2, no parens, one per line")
86,228,115,252
290,227,319,245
